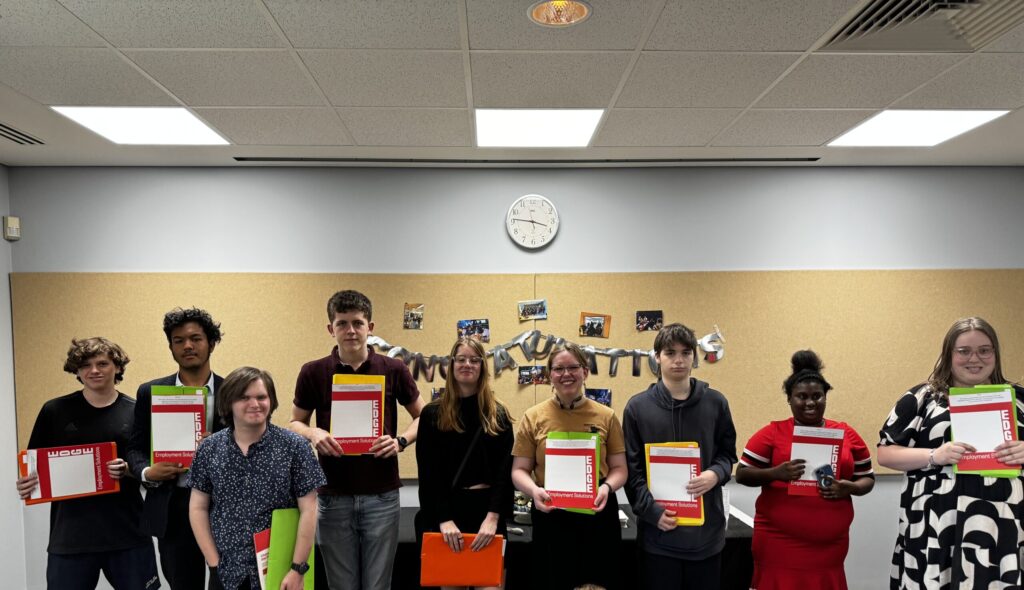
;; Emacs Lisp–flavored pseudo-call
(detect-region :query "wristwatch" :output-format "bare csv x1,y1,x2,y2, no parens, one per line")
397,436,409,452
291,562,310,575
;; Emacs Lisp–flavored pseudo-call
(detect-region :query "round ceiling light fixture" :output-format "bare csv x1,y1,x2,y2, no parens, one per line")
528,1,592,28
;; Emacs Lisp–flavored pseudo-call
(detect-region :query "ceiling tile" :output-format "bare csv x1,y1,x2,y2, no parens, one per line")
647,0,861,51
194,108,351,145
471,52,631,107
0,47,174,105
711,109,874,146
981,21,1024,53
467,0,647,50
895,54,1024,109
126,50,322,106
265,0,460,49
757,54,966,108
0,0,105,47
337,108,470,146
301,50,466,107
594,108,740,146
616,52,798,108
59,0,284,48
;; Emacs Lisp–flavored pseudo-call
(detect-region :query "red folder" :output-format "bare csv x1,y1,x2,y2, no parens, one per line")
420,532,505,587
18,442,120,505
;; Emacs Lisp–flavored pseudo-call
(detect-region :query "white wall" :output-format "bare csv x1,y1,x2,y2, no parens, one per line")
0,166,28,589
6,165,1024,590
8,166,1024,273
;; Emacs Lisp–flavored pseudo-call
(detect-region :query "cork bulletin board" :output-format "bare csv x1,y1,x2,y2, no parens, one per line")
12,270,1024,476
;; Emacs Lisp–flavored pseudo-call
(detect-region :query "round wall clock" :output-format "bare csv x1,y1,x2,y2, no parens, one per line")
506,194,559,250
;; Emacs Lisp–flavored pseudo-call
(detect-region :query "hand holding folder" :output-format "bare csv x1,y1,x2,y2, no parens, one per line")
420,532,505,588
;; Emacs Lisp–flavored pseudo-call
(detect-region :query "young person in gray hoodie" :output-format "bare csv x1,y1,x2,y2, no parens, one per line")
623,323,737,590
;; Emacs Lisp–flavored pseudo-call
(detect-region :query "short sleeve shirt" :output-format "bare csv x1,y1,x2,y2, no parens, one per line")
188,424,326,590
293,346,419,495
511,397,625,488
27,391,150,554
740,417,874,491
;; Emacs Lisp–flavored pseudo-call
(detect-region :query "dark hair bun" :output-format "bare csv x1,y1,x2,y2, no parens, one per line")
791,350,823,374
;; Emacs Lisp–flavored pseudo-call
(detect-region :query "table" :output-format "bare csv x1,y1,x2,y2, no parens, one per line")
314,504,753,589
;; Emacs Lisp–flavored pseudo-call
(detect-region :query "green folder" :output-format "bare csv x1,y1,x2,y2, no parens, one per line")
950,384,1021,478
149,385,207,466
266,508,315,590
546,431,602,515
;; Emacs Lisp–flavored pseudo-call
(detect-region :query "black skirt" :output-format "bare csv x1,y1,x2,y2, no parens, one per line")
530,499,621,590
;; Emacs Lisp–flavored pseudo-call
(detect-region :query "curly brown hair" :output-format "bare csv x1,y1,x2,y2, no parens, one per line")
62,337,130,383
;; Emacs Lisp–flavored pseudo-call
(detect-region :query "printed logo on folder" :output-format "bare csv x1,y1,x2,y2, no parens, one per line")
331,374,386,455
150,385,206,468
645,442,704,526
789,425,844,496
19,441,120,505
544,432,599,510
950,384,1022,477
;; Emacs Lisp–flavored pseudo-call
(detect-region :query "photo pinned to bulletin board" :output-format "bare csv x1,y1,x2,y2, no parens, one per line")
403,303,424,330
636,310,663,332
579,312,611,338
518,299,548,321
585,388,612,406
431,387,445,401
518,366,549,385
457,318,490,343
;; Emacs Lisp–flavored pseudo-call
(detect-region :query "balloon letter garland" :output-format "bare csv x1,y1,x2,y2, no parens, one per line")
368,327,725,383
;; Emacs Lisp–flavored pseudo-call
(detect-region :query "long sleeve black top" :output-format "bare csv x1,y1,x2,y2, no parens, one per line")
415,394,514,525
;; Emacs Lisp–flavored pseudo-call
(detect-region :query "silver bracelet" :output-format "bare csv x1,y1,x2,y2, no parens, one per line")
928,448,939,468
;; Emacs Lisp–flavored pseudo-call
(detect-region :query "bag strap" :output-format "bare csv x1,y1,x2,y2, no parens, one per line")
451,426,484,490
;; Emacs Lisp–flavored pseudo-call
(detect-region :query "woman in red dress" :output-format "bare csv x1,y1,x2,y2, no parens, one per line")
735,350,875,590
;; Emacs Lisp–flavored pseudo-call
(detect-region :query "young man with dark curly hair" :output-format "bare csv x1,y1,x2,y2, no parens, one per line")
127,307,225,589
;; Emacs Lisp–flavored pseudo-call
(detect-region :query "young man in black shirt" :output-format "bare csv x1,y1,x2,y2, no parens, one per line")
16,337,160,589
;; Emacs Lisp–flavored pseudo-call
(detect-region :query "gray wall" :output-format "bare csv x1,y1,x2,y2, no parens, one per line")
6,165,1024,590
8,167,1024,273
0,166,27,590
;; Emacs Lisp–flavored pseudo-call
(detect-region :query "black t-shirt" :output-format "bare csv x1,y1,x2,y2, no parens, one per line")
28,391,150,554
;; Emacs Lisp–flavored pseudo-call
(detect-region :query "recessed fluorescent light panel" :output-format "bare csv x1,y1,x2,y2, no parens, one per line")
51,106,228,145
476,109,603,147
829,109,1009,147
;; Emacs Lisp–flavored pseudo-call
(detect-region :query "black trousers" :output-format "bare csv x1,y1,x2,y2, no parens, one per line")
640,550,721,590
159,487,207,590
531,501,621,590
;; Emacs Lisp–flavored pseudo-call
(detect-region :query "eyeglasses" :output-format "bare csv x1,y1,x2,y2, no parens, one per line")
550,364,583,375
454,356,483,365
954,346,995,360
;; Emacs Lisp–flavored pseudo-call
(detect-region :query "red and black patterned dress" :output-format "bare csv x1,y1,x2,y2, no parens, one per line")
741,417,874,590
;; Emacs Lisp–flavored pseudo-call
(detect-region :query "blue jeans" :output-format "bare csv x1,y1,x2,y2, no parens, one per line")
317,490,401,590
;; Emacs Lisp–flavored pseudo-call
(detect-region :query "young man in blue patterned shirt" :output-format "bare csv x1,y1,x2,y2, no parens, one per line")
188,367,326,590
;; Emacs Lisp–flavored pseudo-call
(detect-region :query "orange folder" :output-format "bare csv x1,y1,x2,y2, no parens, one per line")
420,532,505,587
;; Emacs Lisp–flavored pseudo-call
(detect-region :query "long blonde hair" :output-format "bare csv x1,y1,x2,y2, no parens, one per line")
436,338,509,435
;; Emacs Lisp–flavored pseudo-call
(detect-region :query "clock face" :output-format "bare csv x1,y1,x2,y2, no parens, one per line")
506,194,559,249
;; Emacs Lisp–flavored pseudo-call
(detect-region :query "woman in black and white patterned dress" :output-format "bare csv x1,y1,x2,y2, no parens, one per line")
878,317,1024,589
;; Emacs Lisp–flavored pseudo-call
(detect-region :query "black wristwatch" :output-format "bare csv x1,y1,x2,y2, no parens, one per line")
291,561,310,575
397,436,409,452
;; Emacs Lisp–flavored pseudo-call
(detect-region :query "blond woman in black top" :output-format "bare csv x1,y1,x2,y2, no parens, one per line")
416,338,514,589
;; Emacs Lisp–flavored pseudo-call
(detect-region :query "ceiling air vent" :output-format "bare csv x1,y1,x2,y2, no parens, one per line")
824,0,1024,52
0,121,43,145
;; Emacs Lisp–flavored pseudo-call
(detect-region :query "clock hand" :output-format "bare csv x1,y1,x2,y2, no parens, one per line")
512,218,547,227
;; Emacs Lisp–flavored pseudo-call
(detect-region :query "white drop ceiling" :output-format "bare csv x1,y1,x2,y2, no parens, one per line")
0,0,1023,167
